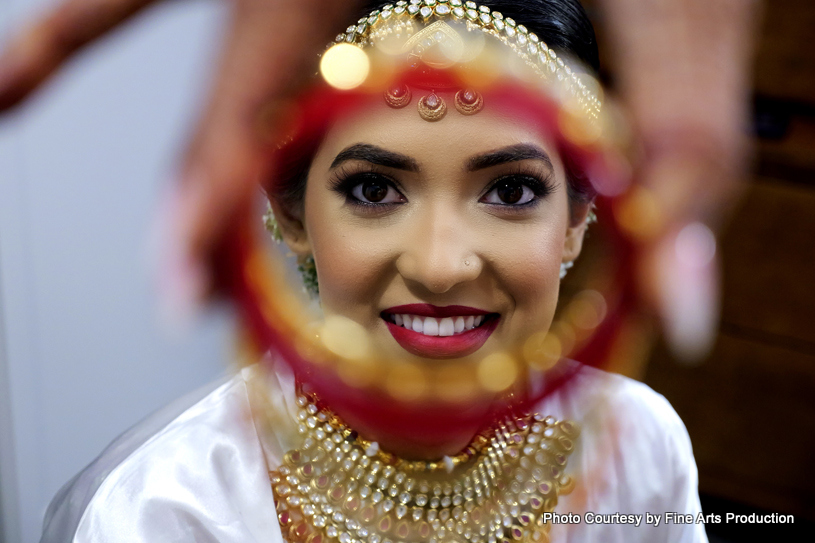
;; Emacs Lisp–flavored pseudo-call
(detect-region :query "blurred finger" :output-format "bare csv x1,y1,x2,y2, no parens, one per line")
602,0,759,359
157,0,358,317
0,0,157,110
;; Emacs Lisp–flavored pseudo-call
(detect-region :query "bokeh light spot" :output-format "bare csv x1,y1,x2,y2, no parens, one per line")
615,186,663,241
434,364,479,403
320,43,371,90
320,315,371,360
477,353,518,392
385,363,428,402
523,331,562,371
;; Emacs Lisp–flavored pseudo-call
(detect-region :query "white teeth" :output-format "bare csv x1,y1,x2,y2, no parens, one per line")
389,313,490,336
423,317,439,336
454,317,465,333
438,318,455,337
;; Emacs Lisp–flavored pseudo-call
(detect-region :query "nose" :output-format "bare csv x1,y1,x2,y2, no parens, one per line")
395,206,483,294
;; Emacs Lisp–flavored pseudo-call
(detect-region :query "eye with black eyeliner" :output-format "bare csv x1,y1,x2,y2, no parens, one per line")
480,172,555,209
329,168,407,209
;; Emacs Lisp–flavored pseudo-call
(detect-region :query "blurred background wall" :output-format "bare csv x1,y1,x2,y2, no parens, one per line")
0,1,232,541
0,0,813,542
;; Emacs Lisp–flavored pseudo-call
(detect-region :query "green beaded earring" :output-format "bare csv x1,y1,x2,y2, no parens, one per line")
263,203,319,298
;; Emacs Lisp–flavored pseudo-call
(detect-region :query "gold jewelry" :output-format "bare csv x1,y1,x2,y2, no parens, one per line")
455,89,484,115
263,202,284,243
384,84,412,108
263,203,319,297
270,392,579,543
332,1,601,122
417,92,447,121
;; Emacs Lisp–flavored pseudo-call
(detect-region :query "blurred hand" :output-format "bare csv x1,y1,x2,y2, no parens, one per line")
601,0,759,360
0,0,358,322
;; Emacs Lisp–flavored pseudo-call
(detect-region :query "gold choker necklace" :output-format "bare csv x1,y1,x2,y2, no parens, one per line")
269,393,579,543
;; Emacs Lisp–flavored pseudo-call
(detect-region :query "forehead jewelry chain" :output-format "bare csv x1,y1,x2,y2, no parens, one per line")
270,393,579,543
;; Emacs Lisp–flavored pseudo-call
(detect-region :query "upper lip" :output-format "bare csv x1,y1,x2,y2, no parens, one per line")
382,303,493,318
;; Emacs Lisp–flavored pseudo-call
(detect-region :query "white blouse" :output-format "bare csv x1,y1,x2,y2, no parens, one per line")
40,364,708,543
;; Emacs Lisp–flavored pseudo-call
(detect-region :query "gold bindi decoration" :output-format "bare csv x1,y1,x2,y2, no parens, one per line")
455,89,484,115
384,87,484,119
270,393,579,543
417,92,447,121
384,84,413,108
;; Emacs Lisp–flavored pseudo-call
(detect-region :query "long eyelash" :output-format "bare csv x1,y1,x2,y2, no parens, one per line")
481,166,557,210
328,165,405,209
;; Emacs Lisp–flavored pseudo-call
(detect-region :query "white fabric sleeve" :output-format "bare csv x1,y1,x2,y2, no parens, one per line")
40,369,284,543
543,367,709,543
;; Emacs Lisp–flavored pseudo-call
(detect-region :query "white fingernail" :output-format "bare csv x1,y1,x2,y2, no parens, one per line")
658,222,720,363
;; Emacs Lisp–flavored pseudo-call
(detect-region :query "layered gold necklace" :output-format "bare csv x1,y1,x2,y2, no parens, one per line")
269,393,578,543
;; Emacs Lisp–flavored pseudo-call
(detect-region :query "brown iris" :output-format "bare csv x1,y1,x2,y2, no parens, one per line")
362,181,388,202
496,181,524,204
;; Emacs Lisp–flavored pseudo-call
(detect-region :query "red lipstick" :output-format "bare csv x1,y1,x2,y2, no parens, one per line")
382,304,499,359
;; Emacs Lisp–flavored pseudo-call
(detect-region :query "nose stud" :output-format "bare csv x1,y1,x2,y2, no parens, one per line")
464,260,471,266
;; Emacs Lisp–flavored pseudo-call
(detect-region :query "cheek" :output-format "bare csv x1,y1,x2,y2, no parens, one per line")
492,220,565,325
304,193,394,319
312,231,390,313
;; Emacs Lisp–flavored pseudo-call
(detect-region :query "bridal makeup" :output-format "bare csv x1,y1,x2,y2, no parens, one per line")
277,95,589,371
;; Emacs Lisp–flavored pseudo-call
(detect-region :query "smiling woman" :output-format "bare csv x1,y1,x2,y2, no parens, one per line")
41,1,708,542
275,106,586,363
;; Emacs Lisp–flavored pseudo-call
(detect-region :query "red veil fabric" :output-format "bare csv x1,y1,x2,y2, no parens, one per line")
218,68,636,443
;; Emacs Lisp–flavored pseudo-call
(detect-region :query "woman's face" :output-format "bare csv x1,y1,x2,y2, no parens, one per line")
281,92,587,368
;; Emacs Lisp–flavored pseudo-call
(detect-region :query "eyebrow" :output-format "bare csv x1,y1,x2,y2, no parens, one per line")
467,144,554,172
330,143,419,172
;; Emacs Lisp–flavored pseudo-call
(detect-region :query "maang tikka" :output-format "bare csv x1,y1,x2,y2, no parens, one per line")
384,86,484,121
379,14,486,121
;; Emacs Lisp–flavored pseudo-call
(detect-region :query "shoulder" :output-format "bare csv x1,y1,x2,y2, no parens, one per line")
41,368,281,543
585,366,691,450
541,364,707,542
543,364,692,460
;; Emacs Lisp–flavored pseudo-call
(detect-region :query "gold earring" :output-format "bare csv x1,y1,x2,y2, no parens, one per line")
417,92,446,121
455,89,484,115
384,84,412,108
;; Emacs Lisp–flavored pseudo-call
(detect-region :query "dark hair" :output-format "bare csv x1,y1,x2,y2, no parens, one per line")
272,0,599,216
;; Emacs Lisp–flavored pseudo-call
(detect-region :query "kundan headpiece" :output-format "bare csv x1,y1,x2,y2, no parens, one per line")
319,1,604,130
